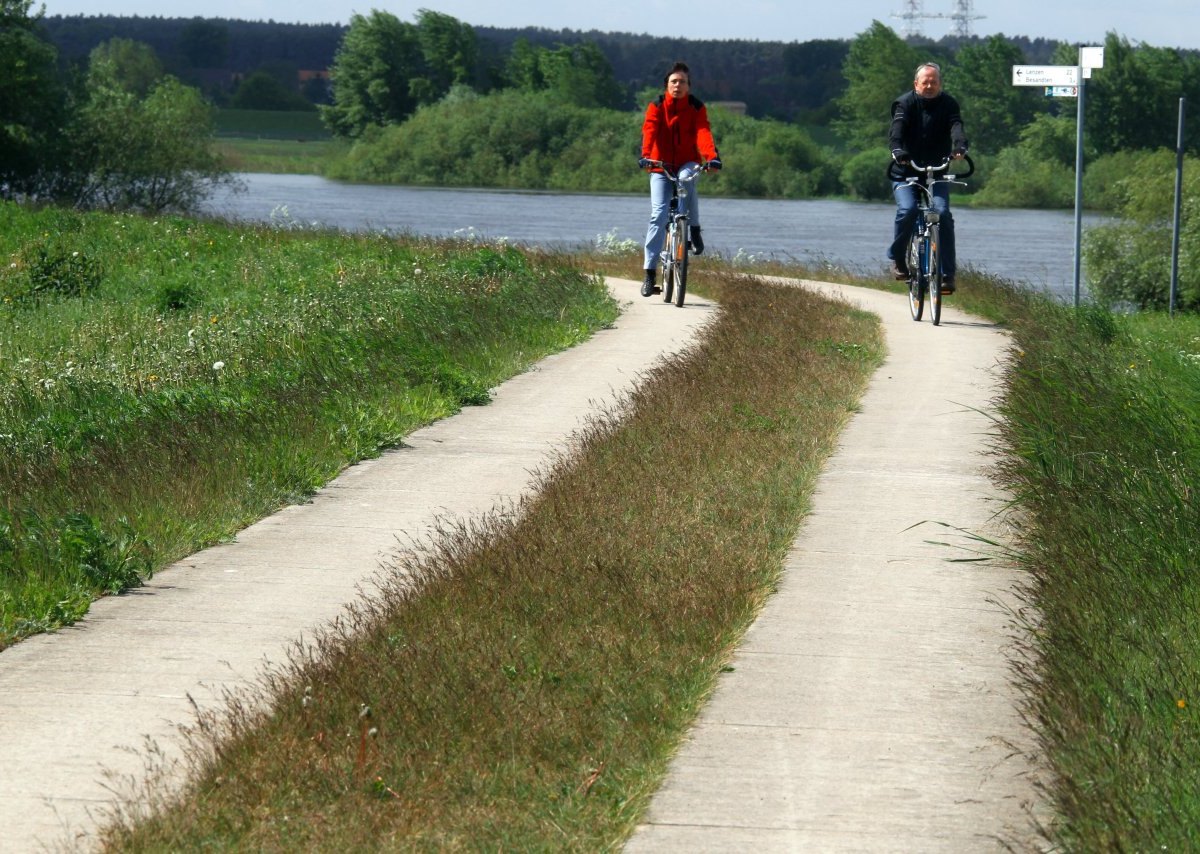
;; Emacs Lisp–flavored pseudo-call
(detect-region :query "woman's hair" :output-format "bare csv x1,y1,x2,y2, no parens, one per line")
663,61,691,86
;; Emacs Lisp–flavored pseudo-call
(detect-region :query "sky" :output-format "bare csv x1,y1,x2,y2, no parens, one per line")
40,0,1200,52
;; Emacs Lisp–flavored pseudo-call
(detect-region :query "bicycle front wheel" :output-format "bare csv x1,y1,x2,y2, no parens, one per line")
660,227,676,303
906,234,924,322
928,223,942,326
673,221,689,307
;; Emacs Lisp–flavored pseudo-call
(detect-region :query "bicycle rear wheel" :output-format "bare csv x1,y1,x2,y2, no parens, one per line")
928,223,942,326
673,221,689,307
660,227,675,303
906,233,924,321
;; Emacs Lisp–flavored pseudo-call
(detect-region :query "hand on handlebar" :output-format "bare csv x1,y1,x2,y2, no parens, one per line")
638,157,653,170
891,148,911,166
706,158,722,171
951,147,967,160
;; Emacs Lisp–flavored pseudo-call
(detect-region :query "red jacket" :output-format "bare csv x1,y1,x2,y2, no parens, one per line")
641,93,718,170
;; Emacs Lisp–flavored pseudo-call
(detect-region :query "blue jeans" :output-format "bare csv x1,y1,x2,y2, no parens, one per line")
889,181,955,277
644,166,701,270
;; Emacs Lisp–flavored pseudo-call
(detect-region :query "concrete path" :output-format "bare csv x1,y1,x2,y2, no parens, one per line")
0,277,1043,853
626,280,1043,852
0,278,716,853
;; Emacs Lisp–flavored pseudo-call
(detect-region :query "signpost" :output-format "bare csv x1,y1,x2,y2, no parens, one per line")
1013,49,1104,306
1012,65,1079,87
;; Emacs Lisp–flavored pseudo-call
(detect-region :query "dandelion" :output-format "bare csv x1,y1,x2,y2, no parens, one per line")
212,361,225,371
1178,699,1187,709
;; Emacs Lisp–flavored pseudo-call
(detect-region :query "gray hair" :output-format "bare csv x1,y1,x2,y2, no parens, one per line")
914,62,942,78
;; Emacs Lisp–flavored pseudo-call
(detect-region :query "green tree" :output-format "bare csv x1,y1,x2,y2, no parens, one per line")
176,17,229,68
1085,155,1199,309
322,10,478,139
75,73,230,212
231,69,314,111
88,38,164,98
1059,33,1200,155
834,21,922,149
411,8,478,100
0,0,66,198
970,114,1079,208
504,40,625,109
949,35,1042,154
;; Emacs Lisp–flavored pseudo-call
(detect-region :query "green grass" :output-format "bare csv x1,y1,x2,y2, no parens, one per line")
992,295,1200,849
0,201,618,648
215,138,347,175
214,108,330,140
96,268,884,850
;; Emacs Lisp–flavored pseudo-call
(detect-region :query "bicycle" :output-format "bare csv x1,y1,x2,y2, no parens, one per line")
887,154,974,326
639,159,709,307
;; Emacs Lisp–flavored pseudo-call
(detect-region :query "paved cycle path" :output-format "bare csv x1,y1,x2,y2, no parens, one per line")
0,277,1042,852
626,279,1043,851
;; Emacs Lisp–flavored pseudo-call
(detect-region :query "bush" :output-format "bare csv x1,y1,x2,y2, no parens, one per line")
1084,155,1199,310
840,146,893,200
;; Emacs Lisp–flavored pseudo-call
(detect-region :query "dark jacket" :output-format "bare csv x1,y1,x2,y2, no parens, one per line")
641,93,719,171
889,90,968,167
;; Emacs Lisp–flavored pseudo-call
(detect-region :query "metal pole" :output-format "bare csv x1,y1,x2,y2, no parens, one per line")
1073,48,1085,307
1169,97,1185,316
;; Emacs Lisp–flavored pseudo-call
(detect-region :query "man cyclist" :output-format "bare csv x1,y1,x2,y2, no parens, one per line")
639,61,721,297
888,62,968,293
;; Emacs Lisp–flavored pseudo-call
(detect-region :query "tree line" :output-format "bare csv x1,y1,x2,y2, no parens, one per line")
8,6,1200,307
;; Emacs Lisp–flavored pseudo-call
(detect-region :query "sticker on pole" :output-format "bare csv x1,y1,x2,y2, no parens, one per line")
1013,65,1079,86
1045,86,1079,98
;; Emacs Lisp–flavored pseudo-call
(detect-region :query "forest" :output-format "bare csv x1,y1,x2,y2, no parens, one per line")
40,13,1063,120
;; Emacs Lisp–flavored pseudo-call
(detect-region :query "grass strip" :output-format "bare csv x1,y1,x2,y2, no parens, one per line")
98,271,882,850
993,294,1200,849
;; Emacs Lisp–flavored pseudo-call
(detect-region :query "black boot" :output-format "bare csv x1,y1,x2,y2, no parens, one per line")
690,226,704,255
641,268,656,297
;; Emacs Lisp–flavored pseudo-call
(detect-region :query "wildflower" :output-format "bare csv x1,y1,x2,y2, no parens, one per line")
1179,699,1187,709
210,315,219,324
212,361,225,371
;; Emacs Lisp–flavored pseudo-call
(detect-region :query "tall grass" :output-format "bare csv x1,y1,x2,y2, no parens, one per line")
994,295,1200,848
97,272,883,850
0,202,618,648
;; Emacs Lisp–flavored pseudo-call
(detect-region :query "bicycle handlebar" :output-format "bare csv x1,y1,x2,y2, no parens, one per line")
639,159,713,181
887,153,975,183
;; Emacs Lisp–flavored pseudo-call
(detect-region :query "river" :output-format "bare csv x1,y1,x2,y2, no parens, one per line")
201,173,1107,301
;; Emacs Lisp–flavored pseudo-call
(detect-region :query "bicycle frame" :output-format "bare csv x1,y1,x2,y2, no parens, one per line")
889,156,973,326
643,160,706,307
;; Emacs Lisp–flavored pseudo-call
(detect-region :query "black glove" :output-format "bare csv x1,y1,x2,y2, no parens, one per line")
891,149,911,165
707,158,722,171
951,146,967,159
638,157,652,169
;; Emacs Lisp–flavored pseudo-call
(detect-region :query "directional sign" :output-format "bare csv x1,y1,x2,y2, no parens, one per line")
1045,86,1079,98
1013,65,1079,87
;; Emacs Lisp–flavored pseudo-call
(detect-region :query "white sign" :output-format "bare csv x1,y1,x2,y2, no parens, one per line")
1012,65,1080,87
1045,86,1079,98
1081,46,1104,70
